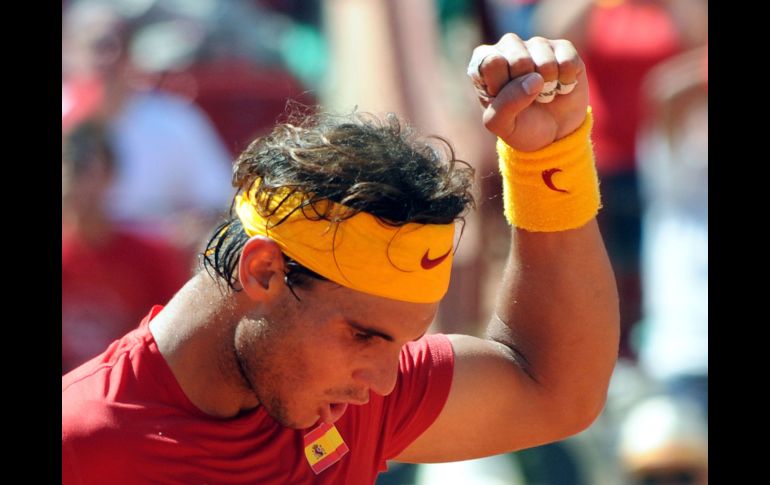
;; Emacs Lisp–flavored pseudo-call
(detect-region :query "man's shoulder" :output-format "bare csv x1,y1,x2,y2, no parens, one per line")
62,355,147,484
62,323,157,432
383,333,454,410
398,333,453,373
62,362,122,448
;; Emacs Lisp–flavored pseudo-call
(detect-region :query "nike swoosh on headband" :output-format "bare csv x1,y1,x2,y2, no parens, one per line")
420,248,452,270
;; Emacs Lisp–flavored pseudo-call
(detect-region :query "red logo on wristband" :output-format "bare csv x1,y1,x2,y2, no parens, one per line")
542,168,569,193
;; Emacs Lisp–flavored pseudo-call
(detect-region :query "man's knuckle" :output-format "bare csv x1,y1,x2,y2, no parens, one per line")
509,57,536,74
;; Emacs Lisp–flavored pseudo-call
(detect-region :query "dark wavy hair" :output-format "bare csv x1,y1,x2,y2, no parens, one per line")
202,107,476,294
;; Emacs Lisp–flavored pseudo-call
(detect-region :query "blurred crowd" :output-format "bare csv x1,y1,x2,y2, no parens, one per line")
62,0,707,483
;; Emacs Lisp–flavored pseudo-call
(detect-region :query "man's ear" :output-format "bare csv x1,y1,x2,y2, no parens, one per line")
238,236,286,302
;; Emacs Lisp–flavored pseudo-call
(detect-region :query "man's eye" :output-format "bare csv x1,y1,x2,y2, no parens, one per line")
354,332,375,342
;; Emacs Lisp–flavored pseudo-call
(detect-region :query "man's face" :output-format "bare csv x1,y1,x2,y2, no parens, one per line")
234,279,438,429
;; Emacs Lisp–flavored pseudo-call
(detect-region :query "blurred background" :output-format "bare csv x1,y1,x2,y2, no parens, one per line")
61,0,707,483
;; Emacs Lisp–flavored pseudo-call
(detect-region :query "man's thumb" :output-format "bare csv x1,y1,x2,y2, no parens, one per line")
522,72,544,96
501,72,543,109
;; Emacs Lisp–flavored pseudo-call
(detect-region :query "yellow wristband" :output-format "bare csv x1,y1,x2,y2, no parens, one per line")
497,108,601,232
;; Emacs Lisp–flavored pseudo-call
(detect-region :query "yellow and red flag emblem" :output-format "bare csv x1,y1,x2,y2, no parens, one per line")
303,423,349,475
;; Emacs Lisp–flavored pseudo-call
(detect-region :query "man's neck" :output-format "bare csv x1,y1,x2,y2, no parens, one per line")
149,272,261,418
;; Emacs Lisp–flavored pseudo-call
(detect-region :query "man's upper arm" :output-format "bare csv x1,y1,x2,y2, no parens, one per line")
393,333,593,463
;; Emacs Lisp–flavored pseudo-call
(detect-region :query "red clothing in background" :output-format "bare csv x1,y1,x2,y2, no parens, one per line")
584,2,682,174
62,76,105,134
62,232,188,373
62,306,455,484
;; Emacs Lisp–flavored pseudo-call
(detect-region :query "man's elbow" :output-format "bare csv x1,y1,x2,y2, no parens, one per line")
552,388,609,440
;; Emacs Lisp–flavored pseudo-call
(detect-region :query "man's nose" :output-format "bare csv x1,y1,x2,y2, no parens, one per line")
352,358,399,397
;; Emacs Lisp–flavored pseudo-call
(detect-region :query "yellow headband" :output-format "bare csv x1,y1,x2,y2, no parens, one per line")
234,182,455,303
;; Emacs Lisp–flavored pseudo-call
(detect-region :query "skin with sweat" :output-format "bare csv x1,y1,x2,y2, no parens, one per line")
150,238,436,429
148,33,617,463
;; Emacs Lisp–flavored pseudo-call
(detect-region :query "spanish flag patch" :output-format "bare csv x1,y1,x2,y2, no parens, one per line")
303,423,349,475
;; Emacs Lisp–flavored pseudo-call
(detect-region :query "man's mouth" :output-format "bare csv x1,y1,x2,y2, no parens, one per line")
320,402,349,424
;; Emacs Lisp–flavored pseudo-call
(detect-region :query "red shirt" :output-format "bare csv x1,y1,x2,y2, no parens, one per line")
62,76,105,134
62,306,455,484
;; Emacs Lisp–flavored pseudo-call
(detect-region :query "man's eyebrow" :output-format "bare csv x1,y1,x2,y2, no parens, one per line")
347,321,394,342
347,321,427,343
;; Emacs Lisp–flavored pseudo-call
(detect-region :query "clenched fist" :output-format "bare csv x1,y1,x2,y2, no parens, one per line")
468,33,589,152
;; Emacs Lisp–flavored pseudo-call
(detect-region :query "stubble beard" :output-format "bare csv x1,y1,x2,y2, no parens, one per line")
232,316,303,428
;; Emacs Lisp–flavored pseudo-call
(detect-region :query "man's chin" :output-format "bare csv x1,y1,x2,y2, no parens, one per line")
282,416,320,430
264,404,317,430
